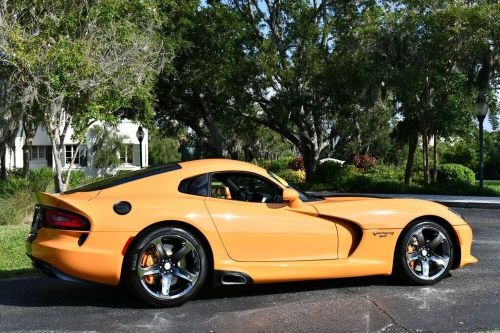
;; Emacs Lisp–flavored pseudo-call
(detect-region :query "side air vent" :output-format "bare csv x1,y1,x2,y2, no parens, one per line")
78,233,88,246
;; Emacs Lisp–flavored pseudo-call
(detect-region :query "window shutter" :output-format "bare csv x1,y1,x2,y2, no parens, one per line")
132,144,140,166
46,146,53,168
80,146,88,167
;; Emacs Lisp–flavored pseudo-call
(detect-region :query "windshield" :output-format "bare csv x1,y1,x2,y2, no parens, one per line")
267,171,324,202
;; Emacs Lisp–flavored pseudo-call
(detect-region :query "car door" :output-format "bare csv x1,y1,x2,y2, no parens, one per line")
204,172,338,262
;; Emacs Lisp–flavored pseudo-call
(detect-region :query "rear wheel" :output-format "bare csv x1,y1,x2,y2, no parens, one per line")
124,226,208,307
394,221,454,285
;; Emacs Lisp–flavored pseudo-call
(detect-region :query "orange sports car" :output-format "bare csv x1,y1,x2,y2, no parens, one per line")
26,159,477,307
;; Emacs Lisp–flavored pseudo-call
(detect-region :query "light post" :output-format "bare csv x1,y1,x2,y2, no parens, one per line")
474,95,488,193
136,126,144,169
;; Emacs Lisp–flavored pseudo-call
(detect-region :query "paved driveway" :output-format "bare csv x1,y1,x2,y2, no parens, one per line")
0,208,498,332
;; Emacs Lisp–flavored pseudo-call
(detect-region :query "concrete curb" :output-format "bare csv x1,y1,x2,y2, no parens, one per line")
307,191,500,209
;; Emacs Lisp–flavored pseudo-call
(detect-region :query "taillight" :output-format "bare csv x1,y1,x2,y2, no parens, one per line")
43,209,90,231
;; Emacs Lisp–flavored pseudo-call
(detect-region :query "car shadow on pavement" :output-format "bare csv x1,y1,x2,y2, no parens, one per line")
0,277,142,309
0,274,411,309
199,275,400,301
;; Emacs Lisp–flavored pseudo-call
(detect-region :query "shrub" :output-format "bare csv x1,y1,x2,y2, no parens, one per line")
275,169,306,184
7,168,25,179
352,154,377,172
255,159,272,170
314,160,344,183
27,168,54,192
288,156,304,171
88,125,125,173
343,174,373,192
268,157,293,173
0,187,35,225
65,170,89,189
0,178,29,197
366,164,403,181
149,129,181,165
115,169,133,176
441,141,477,171
438,163,475,185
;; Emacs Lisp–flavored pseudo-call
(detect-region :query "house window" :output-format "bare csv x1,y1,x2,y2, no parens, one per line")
119,145,133,164
30,146,46,160
65,145,80,164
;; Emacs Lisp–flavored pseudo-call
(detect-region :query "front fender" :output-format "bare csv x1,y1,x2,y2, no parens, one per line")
311,198,468,229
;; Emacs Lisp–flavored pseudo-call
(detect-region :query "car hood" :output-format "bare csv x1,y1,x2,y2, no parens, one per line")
309,197,467,229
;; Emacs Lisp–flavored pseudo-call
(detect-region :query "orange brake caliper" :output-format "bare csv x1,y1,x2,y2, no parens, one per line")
140,250,157,284
407,244,415,269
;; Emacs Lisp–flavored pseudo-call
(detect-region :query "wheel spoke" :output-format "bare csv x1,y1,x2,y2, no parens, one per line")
428,233,444,250
422,260,430,278
138,264,160,278
429,254,448,268
415,230,425,245
152,238,167,258
406,252,419,262
161,274,172,296
170,243,194,263
173,267,198,284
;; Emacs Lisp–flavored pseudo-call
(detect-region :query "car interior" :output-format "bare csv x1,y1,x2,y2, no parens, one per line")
211,173,284,203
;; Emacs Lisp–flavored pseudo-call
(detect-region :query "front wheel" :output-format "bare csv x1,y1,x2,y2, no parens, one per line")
394,221,454,285
124,226,208,307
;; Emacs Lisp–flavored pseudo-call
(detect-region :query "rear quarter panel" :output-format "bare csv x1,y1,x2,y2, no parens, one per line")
62,190,228,258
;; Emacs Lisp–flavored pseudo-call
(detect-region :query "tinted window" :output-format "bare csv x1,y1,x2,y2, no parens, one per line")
178,174,209,196
65,164,181,193
212,172,283,203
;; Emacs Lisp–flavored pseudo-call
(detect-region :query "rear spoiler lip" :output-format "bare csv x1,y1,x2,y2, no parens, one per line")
36,190,100,206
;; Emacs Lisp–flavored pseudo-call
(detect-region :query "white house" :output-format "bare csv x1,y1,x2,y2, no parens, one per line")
4,119,148,176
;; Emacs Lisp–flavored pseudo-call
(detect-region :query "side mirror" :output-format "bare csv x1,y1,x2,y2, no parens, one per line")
282,188,300,208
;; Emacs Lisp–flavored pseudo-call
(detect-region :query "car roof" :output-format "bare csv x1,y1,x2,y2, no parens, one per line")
64,159,271,196
178,159,265,174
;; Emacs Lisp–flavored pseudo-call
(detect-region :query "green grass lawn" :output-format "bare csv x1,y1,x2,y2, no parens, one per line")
0,224,36,279
483,180,500,191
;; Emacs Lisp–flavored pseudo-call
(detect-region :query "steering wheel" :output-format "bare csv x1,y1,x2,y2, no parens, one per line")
235,187,250,201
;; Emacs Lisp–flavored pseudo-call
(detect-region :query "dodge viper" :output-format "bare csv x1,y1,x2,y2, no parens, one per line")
26,159,477,307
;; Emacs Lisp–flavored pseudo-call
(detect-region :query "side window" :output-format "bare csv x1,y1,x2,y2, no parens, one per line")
212,172,283,203
178,174,209,197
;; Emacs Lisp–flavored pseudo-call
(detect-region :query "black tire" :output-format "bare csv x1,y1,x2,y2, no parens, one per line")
123,226,208,307
394,220,454,285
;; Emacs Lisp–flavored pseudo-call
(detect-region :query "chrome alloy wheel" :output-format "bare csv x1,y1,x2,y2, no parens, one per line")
405,226,451,281
137,234,201,300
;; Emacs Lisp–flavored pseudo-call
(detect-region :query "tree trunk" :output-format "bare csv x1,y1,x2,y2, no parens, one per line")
404,134,418,185
22,116,38,177
432,131,438,183
422,129,430,184
51,137,66,193
300,145,319,183
22,143,30,177
199,94,225,158
0,151,7,181
45,95,69,193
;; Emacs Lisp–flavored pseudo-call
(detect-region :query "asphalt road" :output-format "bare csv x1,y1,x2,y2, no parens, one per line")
0,208,498,332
